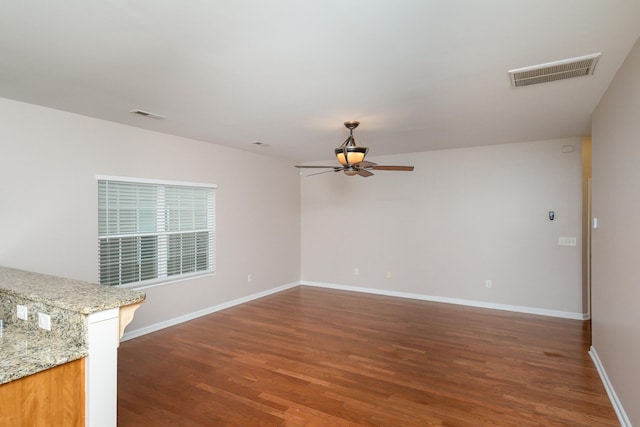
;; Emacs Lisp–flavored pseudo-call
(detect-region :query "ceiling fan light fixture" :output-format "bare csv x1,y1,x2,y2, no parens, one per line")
335,121,368,166
335,146,368,166
294,120,413,178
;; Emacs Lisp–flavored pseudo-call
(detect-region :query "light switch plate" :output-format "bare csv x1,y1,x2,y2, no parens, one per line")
558,236,577,246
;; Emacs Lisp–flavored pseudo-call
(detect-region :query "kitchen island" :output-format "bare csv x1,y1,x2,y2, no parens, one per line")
0,266,145,426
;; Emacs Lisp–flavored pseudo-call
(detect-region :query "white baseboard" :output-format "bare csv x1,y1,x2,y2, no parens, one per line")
300,281,588,320
121,281,300,341
123,279,588,341
589,346,631,427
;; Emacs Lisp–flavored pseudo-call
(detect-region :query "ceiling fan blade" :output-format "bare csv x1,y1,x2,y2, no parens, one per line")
370,165,414,171
356,161,377,168
295,165,341,169
357,169,374,177
306,169,342,177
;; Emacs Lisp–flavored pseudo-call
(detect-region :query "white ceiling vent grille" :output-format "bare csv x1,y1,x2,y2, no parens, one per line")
508,53,601,87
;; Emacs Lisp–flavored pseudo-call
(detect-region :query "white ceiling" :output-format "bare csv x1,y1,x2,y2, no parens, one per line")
1,1,639,163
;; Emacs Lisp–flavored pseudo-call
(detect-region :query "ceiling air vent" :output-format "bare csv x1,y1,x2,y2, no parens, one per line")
508,53,601,88
130,109,166,120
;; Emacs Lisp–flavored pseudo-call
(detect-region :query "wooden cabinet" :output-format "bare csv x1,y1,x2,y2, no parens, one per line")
0,358,85,426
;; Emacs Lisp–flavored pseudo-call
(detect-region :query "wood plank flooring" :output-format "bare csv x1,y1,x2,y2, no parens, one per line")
118,286,618,426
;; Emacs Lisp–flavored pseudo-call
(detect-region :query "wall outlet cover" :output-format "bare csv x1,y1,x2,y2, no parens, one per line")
38,313,51,331
17,304,28,320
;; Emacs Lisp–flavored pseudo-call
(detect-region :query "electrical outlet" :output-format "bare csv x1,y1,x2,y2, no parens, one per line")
247,274,253,283
38,313,51,331
386,271,393,279
485,280,493,289
17,304,28,320
353,267,359,276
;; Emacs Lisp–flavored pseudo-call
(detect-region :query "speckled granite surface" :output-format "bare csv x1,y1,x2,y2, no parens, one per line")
0,326,87,384
0,266,145,385
0,266,145,314
2,292,87,347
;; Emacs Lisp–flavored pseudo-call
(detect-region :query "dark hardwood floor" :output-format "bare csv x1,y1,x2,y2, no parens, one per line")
118,286,617,426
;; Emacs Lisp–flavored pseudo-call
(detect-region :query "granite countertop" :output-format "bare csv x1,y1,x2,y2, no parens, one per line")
0,266,145,314
0,326,87,385
0,266,145,385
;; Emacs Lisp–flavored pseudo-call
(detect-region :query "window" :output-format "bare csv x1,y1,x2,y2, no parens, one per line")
97,176,215,287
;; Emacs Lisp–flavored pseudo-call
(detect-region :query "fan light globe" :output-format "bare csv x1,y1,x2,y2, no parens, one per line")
335,147,367,166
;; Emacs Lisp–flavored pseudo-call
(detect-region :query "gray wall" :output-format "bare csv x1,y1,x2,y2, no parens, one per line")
592,36,640,425
301,138,584,316
0,96,588,326
0,97,301,331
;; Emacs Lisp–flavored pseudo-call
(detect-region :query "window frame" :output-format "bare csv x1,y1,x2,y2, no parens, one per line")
97,175,216,289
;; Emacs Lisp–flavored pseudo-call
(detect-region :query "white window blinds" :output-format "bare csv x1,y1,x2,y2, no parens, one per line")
97,176,215,287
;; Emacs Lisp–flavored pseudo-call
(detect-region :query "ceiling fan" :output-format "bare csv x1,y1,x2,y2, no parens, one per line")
295,121,415,177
